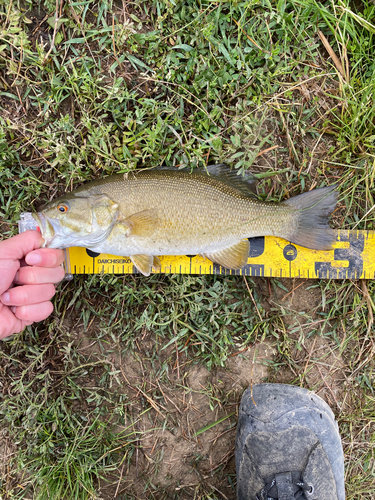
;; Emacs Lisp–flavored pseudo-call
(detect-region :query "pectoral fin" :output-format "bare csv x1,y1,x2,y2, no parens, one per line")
131,254,160,276
203,239,250,270
118,209,158,238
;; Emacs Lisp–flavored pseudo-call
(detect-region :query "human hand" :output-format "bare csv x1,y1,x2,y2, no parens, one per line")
0,231,65,340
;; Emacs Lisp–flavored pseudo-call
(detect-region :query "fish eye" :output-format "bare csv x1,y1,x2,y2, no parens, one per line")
57,204,69,213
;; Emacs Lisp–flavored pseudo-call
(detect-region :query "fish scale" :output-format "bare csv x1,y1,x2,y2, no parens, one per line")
18,215,374,279
71,171,293,255
30,165,338,276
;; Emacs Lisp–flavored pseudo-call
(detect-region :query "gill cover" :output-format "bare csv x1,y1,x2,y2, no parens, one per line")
35,194,119,249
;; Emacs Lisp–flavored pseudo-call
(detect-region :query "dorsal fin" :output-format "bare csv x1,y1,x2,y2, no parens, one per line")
147,164,258,196
203,164,258,196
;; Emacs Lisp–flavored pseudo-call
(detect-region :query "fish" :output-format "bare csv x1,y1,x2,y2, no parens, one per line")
32,165,338,276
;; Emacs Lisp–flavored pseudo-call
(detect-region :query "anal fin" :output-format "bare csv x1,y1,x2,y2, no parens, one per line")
130,254,160,276
203,239,250,270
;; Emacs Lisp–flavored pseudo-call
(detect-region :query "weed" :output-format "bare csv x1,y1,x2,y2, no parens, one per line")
0,0,375,498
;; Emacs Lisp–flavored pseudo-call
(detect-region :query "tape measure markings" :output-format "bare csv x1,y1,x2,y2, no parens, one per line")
17,213,375,280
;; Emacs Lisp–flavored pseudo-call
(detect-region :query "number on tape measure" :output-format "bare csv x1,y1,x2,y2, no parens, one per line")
60,230,373,279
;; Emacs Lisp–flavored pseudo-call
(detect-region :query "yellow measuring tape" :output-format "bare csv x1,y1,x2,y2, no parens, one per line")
62,230,373,279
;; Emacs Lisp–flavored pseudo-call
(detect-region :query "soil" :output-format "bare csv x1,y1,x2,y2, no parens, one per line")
56,277,345,499
0,275,348,499
0,3,362,498
266,278,348,411
69,322,274,499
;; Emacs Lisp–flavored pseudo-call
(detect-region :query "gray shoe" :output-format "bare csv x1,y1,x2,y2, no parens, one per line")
235,384,345,500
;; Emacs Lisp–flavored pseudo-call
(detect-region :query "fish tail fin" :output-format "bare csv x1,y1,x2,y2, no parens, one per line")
284,185,338,250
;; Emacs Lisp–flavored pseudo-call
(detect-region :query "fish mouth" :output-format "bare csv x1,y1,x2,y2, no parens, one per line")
32,212,116,249
32,213,59,247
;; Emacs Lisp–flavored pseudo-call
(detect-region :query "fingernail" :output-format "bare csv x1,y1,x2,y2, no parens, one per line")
2,293,10,304
11,306,17,314
26,253,41,265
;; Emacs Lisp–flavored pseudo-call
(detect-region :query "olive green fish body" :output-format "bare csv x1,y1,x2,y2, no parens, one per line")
80,171,291,255
33,166,338,275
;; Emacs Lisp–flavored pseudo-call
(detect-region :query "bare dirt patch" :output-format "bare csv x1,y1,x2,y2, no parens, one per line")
266,278,348,412
0,429,16,494
36,278,349,499
64,318,275,499
0,278,355,499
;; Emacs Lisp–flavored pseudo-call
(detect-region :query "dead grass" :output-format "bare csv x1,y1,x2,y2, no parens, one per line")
1,0,375,498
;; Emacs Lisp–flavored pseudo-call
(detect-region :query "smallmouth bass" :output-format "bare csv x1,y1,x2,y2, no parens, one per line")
32,165,338,276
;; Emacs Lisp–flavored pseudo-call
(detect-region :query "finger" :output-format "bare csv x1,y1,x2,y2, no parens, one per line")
0,303,34,340
1,284,56,307
0,319,34,340
0,232,45,295
0,231,44,261
11,301,54,323
14,265,65,285
25,248,65,268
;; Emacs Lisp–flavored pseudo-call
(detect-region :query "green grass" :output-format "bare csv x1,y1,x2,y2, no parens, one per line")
1,0,375,498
